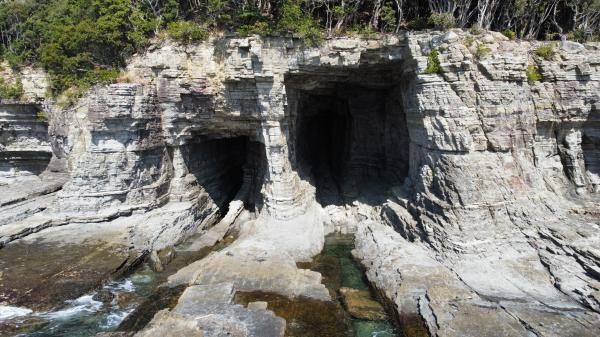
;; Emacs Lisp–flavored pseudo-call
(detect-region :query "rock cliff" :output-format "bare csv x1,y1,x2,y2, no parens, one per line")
1,29,599,336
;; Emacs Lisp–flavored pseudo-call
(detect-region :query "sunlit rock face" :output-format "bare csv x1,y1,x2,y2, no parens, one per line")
1,30,600,336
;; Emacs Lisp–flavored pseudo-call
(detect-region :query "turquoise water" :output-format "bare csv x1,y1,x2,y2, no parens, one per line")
16,271,155,337
320,234,398,337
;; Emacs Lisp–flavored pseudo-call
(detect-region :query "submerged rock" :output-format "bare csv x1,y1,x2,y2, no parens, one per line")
339,287,387,321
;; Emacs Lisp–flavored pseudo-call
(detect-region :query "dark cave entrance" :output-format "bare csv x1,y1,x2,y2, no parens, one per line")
289,81,410,206
182,135,266,212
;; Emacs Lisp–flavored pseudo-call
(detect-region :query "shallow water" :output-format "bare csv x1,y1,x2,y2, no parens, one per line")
15,275,151,337
237,233,399,337
319,234,398,337
4,230,238,337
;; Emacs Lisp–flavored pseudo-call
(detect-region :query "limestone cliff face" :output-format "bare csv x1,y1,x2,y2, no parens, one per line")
1,30,599,335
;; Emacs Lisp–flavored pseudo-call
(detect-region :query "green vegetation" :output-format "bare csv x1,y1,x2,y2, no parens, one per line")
277,0,323,46
0,0,598,97
406,17,431,30
36,110,49,121
0,78,24,100
475,44,491,59
526,64,542,83
424,48,441,74
464,36,475,48
166,21,208,43
535,45,556,60
469,25,482,35
237,21,272,37
502,29,517,40
428,13,456,30
346,25,379,39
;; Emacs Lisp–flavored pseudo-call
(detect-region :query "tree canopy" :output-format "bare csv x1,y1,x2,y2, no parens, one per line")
1,0,598,95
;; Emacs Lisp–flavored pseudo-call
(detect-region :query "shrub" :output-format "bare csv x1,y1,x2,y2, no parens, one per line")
381,3,397,32
347,25,379,39
0,78,24,100
56,84,90,108
428,12,456,30
545,32,560,41
475,43,491,59
424,48,441,74
502,29,517,40
237,21,272,36
534,45,556,60
407,17,430,30
526,64,542,83
36,110,48,121
566,30,586,42
166,21,208,43
469,25,482,35
464,36,475,47
278,0,324,46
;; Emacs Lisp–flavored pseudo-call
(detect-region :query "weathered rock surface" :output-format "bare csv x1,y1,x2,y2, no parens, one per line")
135,283,285,337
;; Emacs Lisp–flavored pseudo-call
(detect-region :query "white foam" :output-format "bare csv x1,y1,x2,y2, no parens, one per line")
42,294,103,320
105,279,135,293
0,305,33,320
100,308,133,329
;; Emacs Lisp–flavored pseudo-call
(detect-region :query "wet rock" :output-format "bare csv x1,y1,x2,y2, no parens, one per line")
247,301,267,311
93,289,115,304
158,247,176,267
134,310,205,337
115,292,144,308
339,287,386,321
148,250,164,272
136,284,285,337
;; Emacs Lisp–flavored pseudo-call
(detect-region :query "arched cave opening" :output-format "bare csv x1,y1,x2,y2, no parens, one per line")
289,81,410,207
181,135,266,213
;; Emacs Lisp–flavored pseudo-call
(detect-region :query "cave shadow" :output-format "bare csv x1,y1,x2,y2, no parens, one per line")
582,108,600,188
283,65,410,208
179,135,267,213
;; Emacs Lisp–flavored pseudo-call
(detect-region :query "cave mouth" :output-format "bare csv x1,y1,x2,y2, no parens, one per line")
289,81,410,207
182,135,266,213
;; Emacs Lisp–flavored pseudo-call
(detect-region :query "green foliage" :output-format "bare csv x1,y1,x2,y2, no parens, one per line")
475,43,491,59
428,13,456,30
545,32,560,41
502,29,517,40
346,25,379,39
237,21,272,36
0,0,157,95
406,17,430,30
0,78,24,100
469,25,482,35
464,36,475,48
278,0,324,46
566,30,586,42
36,110,48,122
381,3,397,32
166,21,208,43
424,48,441,74
535,45,556,60
526,64,542,83
56,84,91,108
